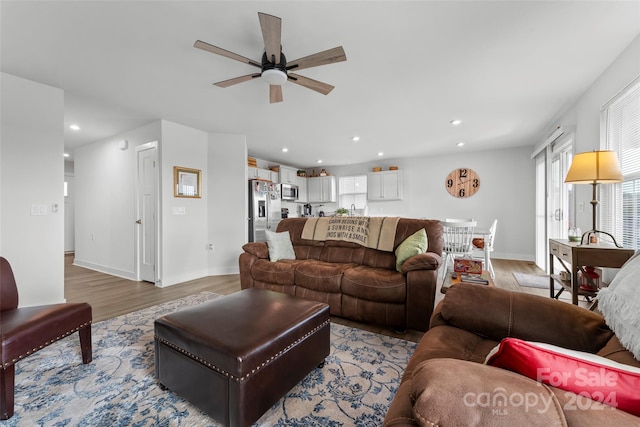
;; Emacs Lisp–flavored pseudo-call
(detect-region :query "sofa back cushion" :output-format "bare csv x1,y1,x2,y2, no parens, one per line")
276,217,444,269
276,218,324,260
361,218,443,270
319,240,367,264
441,283,614,354
394,219,443,256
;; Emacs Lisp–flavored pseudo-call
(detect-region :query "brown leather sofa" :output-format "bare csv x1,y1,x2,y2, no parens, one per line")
239,217,443,332
383,283,640,426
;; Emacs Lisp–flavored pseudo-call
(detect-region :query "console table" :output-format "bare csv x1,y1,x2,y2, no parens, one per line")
548,239,634,306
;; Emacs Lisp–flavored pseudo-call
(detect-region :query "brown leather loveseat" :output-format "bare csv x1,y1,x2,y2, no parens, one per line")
383,283,640,426
239,217,443,332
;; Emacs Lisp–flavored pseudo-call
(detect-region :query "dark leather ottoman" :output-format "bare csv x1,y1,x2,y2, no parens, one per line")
154,288,330,427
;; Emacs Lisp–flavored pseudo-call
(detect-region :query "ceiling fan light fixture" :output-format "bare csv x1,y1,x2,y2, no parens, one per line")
262,69,287,85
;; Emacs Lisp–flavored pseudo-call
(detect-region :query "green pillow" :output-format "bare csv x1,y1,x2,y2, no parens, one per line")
265,230,296,262
395,228,428,272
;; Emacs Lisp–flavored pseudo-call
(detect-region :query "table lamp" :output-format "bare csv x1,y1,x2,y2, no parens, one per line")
564,150,623,246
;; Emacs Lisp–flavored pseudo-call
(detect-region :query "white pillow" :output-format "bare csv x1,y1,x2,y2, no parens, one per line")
265,230,296,262
597,251,640,360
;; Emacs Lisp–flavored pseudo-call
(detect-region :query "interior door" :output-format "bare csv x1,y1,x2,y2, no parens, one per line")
136,142,159,283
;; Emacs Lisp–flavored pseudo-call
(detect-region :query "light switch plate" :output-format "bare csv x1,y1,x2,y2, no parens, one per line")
30,204,48,215
172,207,186,215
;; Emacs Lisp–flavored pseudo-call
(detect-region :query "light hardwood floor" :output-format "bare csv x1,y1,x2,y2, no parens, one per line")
65,255,580,344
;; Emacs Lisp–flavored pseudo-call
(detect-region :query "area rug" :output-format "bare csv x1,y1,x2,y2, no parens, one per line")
2,292,416,426
513,272,562,290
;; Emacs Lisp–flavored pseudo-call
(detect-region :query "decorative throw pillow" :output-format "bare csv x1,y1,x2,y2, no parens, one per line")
265,230,296,262
395,229,428,272
485,337,640,416
597,251,640,360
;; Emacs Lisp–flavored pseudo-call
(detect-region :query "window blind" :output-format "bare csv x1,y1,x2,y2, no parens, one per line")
601,76,640,249
339,175,367,209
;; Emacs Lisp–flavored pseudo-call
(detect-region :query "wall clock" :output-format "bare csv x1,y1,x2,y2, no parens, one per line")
445,168,480,198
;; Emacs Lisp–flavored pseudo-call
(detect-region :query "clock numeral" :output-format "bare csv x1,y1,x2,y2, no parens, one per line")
447,179,453,188
472,178,479,188
459,169,468,178
459,188,465,197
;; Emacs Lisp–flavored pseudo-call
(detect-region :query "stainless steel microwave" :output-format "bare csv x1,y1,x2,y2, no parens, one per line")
280,183,299,201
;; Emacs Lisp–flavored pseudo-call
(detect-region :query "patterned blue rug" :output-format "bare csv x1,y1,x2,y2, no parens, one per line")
2,292,416,426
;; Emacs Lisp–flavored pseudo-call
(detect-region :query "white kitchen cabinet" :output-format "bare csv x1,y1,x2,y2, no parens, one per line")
248,166,274,181
367,170,403,201
308,176,336,203
295,175,307,203
279,166,298,184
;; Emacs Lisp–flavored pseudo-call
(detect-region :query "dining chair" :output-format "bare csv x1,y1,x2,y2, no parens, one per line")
440,220,477,278
472,219,498,279
0,257,92,420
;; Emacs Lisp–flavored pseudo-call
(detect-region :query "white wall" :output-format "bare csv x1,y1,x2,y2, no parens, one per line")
160,120,209,286
0,73,65,306
74,121,161,279
541,34,640,233
207,133,247,275
320,146,535,260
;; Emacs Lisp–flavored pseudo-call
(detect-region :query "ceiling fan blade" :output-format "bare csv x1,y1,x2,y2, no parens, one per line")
286,46,346,72
214,73,261,88
270,85,283,103
258,13,282,64
194,40,261,68
288,73,334,95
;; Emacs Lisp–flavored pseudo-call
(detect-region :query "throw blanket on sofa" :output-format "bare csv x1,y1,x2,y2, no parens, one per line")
301,216,400,252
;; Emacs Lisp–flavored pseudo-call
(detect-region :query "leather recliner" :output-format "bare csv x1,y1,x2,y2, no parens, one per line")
0,257,93,420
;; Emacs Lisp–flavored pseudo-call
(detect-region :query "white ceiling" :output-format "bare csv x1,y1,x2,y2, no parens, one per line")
2,1,639,168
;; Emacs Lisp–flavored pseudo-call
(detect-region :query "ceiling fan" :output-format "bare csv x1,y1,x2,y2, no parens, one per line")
194,12,347,104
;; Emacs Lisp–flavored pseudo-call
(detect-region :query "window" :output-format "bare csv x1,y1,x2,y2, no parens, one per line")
339,175,367,212
601,76,640,250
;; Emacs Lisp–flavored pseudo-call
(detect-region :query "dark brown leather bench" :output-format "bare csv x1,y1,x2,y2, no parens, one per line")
154,288,330,427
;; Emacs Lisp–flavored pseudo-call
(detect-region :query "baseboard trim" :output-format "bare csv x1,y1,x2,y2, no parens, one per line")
73,259,137,281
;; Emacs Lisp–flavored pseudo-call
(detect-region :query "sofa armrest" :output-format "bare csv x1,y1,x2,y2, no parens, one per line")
242,242,269,259
401,252,441,273
440,283,613,353
410,359,566,426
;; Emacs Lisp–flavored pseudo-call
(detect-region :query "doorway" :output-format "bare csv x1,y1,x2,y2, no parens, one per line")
136,141,159,284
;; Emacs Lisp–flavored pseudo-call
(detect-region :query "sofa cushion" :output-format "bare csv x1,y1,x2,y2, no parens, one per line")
597,335,640,368
395,228,428,272
441,283,613,353
486,338,640,416
410,359,567,426
341,265,406,303
295,260,355,293
265,230,296,261
319,240,366,264
250,259,300,286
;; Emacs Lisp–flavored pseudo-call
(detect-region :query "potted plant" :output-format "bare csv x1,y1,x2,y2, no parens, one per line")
336,207,349,216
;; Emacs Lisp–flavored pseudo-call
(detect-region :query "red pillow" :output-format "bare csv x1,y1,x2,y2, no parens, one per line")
485,338,640,416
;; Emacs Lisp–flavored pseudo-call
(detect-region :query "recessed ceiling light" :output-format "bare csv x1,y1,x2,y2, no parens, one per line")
351,136,360,142
69,124,80,131
377,152,384,156
63,153,70,157
457,142,465,147
317,159,323,164
450,119,462,126
282,147,288,152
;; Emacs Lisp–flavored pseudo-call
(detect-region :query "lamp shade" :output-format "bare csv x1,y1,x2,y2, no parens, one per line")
564,150,623,184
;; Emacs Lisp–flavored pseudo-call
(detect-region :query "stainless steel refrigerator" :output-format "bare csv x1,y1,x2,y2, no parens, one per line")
248,180,281,242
